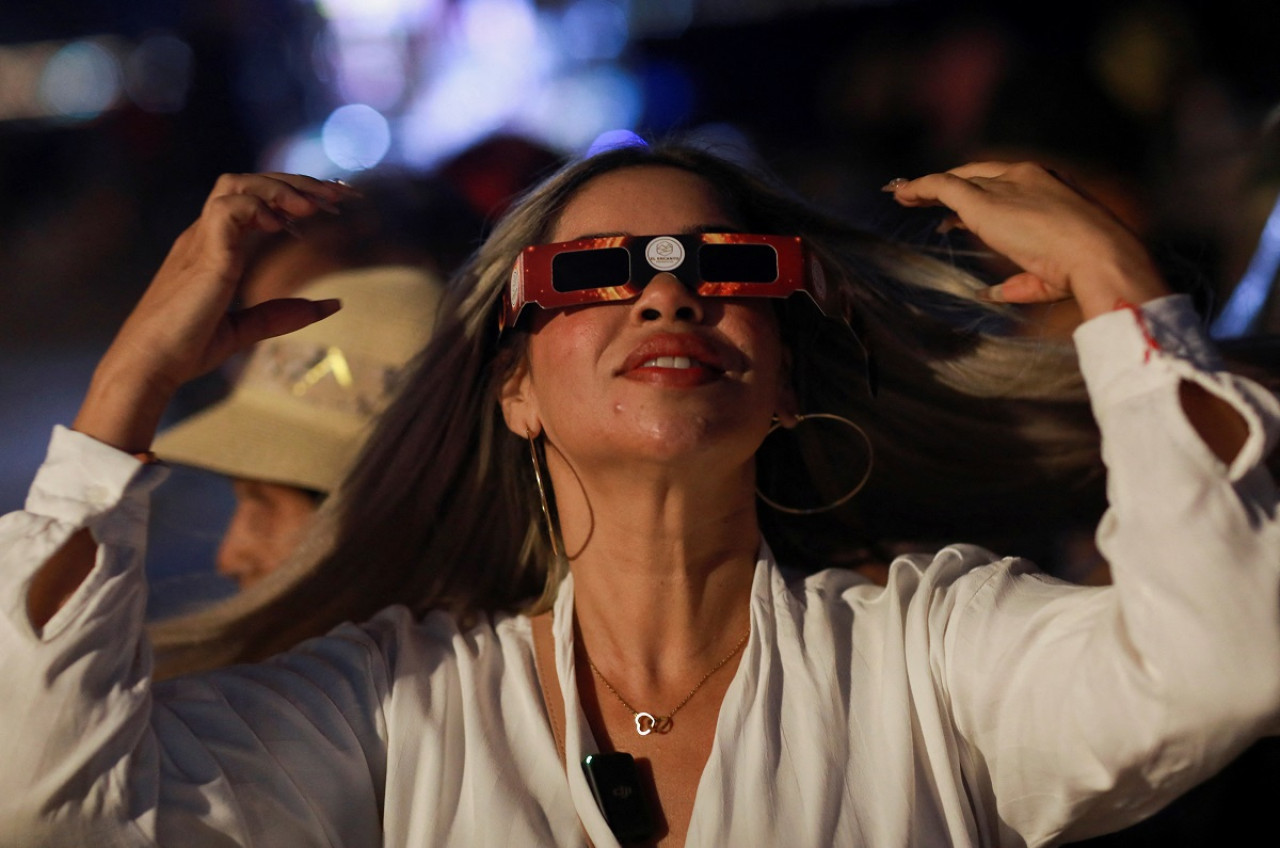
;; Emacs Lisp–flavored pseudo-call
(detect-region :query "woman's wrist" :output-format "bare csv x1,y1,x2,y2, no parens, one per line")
1071,248,1169,322
72,359,175,455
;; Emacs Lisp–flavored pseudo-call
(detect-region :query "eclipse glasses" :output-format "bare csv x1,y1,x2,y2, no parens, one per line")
500,232,827,332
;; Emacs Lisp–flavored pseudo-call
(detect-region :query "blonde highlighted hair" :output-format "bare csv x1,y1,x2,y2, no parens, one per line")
152,140,1100,676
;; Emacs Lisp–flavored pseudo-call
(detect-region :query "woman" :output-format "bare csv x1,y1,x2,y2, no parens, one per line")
2,146,1277,847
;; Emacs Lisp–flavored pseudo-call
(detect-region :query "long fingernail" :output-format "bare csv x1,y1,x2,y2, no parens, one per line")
881,177,909,192
314,298,342,317
303,192,342,214
328,178,364,196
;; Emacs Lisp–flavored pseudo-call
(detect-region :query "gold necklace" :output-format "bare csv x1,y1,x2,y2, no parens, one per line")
587,630,750,736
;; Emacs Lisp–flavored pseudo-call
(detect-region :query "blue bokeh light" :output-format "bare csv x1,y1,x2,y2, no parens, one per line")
321,103,392,170
560,0,631,61
257,0,708,175
1211,190,1280,339
523,67,644,153
39,39,122,120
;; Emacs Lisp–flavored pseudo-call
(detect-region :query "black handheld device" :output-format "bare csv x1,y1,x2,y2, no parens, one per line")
581,752,654,843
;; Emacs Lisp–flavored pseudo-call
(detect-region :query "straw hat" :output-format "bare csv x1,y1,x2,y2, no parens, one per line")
153,265,445,493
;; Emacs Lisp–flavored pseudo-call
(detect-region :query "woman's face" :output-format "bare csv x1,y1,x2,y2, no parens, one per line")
501,165,794,475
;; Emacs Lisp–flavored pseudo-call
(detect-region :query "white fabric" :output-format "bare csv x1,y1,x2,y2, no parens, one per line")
1,295,1278,848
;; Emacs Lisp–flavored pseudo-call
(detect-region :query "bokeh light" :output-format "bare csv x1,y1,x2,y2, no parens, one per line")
303,0,666,169
124,34,193,115
316,0,444,33
266,129,343,179
459,0,541,57
586,128,649,156
521,67,644,153
1211,191,1280,338
321,103,392,170
38,39,122,121
559,0,632,61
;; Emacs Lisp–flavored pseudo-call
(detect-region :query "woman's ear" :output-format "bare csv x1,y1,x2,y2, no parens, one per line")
774,397,800,429
499,356,541,437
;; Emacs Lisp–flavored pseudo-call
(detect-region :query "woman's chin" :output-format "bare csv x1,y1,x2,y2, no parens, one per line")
593,417,763,471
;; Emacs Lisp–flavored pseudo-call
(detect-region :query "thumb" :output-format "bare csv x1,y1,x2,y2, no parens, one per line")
977,272,1069,305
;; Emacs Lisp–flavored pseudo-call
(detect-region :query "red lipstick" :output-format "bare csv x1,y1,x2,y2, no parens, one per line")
618,333,734,387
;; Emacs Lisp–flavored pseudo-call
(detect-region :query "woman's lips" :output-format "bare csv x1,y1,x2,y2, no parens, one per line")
618,333,734,386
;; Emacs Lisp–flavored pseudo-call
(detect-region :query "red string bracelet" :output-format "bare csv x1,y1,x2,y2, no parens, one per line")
1114,298,1162,363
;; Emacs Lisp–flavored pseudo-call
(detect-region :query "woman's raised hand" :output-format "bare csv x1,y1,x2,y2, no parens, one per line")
74,173,360,454
883,161,1170,320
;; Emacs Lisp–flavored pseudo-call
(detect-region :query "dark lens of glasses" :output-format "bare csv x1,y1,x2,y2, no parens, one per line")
552,247,631,292
698,244,778,283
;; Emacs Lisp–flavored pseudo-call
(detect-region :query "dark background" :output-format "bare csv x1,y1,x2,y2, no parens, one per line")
2,1,1278,842
10,0,1276,559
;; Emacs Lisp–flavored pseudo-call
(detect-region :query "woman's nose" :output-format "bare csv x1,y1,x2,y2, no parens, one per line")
631,273,704,324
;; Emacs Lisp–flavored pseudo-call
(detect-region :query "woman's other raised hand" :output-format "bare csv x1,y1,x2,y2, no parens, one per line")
884,161,1170,320
888,161,1249,463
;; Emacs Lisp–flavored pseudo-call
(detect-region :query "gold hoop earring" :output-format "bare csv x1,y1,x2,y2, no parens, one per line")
755,413,873,515
526,428,563,560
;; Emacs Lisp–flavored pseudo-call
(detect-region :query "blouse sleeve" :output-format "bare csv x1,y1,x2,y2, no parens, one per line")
940,295,1280,845
0,426,390,848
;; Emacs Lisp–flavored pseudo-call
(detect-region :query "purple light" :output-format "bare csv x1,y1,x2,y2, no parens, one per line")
586,129,647,157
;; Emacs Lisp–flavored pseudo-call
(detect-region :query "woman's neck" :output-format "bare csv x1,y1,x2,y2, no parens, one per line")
552,456,759,683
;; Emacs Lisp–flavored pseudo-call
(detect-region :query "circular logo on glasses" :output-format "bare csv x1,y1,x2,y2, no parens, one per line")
645,237,685,271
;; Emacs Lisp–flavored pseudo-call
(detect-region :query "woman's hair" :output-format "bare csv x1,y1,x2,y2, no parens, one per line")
152,138,1103,675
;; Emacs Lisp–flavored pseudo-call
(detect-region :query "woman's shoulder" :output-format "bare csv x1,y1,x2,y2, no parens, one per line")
775,543,1052,617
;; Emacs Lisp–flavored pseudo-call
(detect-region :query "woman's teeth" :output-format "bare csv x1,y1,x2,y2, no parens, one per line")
642,356,695,369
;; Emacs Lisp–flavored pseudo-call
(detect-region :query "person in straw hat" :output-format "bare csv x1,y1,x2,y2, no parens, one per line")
153,264,445,589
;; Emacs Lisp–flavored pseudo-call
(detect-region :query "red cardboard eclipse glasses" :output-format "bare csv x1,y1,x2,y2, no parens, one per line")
499,232,827,332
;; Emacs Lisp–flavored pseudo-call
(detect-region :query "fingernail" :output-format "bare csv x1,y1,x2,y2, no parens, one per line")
328,178,363,196
936,217,959,234
315,298,342,317
975,284,1004,303
303,192,342,214
881,177,909,192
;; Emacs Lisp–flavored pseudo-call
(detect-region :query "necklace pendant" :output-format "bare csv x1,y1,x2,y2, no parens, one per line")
634,712,657,736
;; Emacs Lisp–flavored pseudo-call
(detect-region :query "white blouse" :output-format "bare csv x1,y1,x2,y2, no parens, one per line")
1,296,1278,848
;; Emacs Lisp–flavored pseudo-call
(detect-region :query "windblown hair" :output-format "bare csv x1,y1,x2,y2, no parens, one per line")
152,140,1103,676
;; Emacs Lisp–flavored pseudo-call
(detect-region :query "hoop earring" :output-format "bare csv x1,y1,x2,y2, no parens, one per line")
755,413,873,515
526,429,563,559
